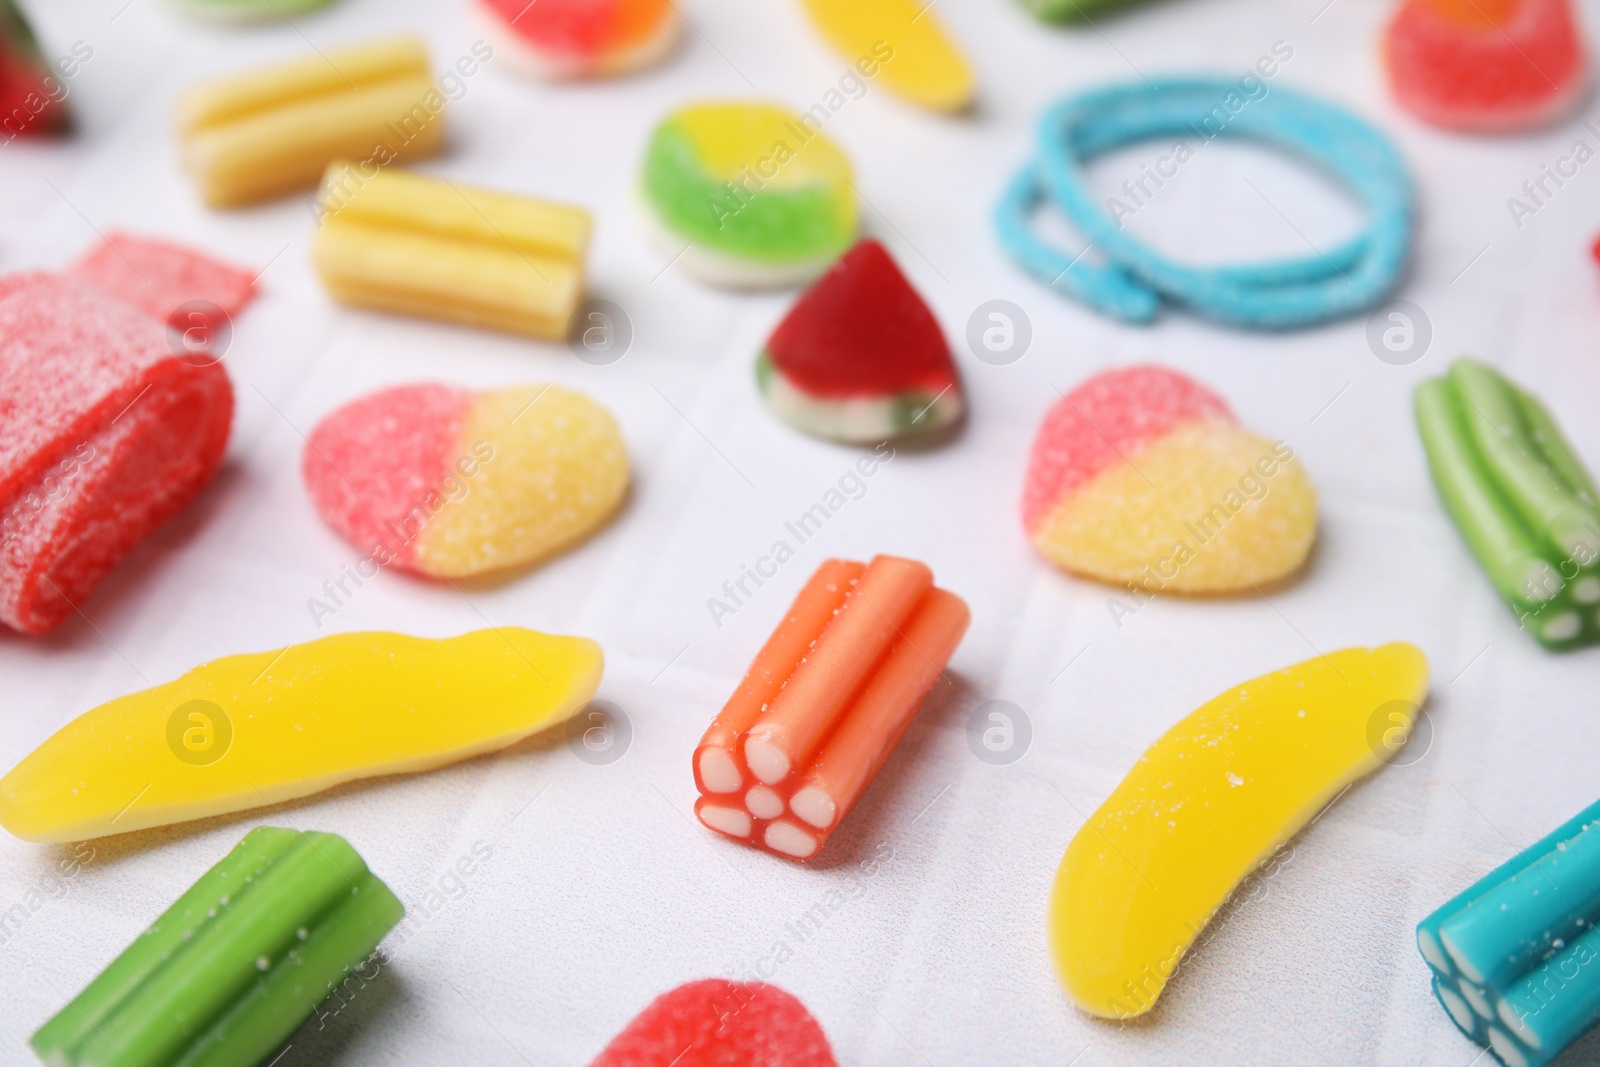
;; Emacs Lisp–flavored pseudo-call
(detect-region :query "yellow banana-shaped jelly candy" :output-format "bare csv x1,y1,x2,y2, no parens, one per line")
0,629,602,842
800,0,975,113
1049,643,1429,1018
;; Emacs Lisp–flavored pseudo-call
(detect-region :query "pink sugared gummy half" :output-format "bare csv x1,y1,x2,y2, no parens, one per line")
589,978,838,1067
1021,365,1235,533
0,272,234,633
68,231,257,329
302,384,473,573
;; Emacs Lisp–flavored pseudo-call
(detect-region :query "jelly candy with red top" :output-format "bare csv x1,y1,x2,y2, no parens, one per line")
758,239,962,443
590,979,837,1067
1384,0,1588,131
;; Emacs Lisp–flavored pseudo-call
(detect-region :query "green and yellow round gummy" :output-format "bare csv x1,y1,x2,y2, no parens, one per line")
641,101,856,266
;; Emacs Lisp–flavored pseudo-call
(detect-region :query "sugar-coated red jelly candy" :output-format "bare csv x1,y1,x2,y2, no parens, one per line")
590,979,837,1067
68,231,256,336
0,273,233,633
1384,0,1587,131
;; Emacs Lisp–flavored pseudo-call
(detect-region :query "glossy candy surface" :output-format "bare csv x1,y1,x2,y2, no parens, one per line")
1049,643,1430,1018
1417,796,1600,1067
32,827,402,1067
1415,359,1600,649
695,556,969,861
0,629,603,841
799,0,974,112
758,239,962,442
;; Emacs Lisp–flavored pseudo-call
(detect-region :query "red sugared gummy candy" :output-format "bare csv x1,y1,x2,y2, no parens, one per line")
0,273,233,633
590,979,837,1067
68,231,256,334
1384,0,1587,131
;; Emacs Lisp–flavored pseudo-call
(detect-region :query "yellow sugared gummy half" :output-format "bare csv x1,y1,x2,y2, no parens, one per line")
417,385,629,577
1048,643,1430,1018
800,0,975,112
1032,422,1318,594
0,629,604,842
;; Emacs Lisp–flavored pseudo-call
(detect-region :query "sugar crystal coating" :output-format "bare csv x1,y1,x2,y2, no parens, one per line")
640,101,856,286
591,979,838,1067
1021,365,1233,532
1022,365,1316,593
0,272,233,633
303,382,628,578
68,231,257,329
1384,0,1587,131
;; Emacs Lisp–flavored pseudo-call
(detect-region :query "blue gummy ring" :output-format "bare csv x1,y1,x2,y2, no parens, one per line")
994,78,1416,330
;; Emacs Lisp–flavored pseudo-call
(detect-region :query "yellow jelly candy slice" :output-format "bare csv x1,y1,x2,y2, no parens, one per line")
0,629,602,842
801,0,976,113
1048,643,1430,1018
1031,421,1318,594
413,385,630,577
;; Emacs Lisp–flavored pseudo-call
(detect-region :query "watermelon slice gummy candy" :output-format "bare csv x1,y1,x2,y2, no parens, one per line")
475,0,679,80
0,273,233,634
758,239,962,443
0,0,69,138
1384,0,1588,131
1022,365,1317,594
590,979,837,1067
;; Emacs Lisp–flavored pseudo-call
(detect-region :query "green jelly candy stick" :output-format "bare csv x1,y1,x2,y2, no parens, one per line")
1415,378,1556,608
1414,359,1600,650
1515,388,1600,513
1017,0,1152,23
1449,361,1600,563
32,827,404,1067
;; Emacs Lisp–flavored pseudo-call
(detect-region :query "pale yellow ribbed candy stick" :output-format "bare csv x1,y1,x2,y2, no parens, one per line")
176,36,444,207
312,161,592,339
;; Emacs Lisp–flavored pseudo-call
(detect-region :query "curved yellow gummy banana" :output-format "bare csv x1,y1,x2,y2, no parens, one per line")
801,0,976,113
0,629,603,843
1048,643,1429,1018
